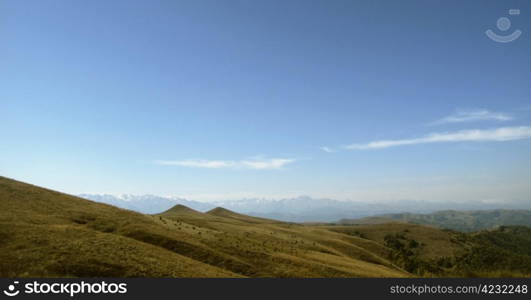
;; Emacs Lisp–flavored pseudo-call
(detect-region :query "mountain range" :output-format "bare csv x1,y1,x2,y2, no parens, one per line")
79,194,531,223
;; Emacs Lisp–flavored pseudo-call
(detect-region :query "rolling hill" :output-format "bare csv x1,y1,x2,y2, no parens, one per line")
325,224,531,277
0,176,407,277
1,176,529,277
339,210,531,232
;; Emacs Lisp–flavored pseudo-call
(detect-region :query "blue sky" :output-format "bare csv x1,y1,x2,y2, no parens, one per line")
2,0,531,203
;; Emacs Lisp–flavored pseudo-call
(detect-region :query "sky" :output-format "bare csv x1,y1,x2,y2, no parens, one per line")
2,0,531,204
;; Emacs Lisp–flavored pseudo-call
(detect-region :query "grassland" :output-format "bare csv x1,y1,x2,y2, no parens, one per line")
326,224,531,277
339,210,531,232
0,176,407,277
1,176,529,278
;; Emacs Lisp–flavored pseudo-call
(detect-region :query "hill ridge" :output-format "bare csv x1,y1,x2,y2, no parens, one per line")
207,206,279,224
339,209,531,232
162,204,203,215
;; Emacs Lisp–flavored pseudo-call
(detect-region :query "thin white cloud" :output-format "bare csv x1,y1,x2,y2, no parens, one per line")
345,126,531,150
154,158,295,170
241,158,295,170
430,109,512,125
319,146,335,153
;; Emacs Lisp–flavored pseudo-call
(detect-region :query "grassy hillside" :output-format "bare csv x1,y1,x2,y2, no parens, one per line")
454,226,531,277
1,176,529,278
326,224,531,277
153,205,406,277
0,176,240,277
0,176,407,278
339,209,531,232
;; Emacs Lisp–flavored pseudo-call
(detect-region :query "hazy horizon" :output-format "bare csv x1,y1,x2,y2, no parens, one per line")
77,192,531,222
78,192,531,207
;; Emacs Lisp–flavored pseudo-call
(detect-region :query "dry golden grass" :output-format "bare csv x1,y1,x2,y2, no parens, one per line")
0,176,239,277
0,176,407,278
3,176,527,278
325,223,469,260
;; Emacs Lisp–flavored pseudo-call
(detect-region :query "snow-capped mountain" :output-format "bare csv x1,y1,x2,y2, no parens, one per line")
78,194,530,222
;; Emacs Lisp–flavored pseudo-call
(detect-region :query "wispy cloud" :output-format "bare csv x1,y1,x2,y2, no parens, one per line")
154,158,295,170
430,109,512,125
345,126,531,150
319,146,335,153
241,158,295,170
